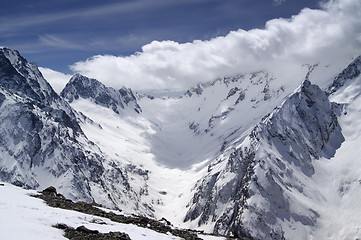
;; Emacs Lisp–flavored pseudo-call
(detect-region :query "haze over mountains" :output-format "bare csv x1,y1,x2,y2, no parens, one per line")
1,46,361,239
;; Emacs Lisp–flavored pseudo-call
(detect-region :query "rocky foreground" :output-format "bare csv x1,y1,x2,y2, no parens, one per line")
34,186,250,240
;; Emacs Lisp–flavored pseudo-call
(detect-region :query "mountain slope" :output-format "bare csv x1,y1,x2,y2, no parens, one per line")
183,57,361,239
0,48,152,216
183,79,342,239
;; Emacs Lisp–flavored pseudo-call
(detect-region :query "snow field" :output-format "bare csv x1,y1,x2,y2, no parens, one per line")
0,184,226,240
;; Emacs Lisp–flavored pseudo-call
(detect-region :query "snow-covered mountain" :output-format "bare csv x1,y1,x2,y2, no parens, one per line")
182,57,361,239
1,47,361,240
184,79,342,239
0,48,153,216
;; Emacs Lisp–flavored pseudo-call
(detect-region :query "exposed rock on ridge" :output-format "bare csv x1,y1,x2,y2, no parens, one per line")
61,74,142,114
327,56,361,95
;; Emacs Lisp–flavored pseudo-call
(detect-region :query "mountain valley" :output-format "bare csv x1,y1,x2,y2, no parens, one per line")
1,47,361,239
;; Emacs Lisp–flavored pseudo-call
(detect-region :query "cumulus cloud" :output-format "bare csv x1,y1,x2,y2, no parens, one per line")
70,0,361,91
39,67,72,94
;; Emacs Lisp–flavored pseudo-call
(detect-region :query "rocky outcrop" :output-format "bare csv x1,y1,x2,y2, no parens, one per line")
36,186,214,240
327,56,361,95
54,224,131,240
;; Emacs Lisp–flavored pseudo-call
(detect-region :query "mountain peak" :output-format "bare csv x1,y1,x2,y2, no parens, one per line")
0,47,58,104
61,74,142,114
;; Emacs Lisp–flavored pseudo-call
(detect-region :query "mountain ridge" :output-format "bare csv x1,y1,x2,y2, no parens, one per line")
1,47,361,239
61,73,142,114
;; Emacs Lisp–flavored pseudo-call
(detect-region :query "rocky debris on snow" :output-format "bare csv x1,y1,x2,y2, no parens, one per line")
35,186,211,240
53,223,131,240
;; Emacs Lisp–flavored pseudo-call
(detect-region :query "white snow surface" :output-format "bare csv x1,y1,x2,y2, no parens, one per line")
0,184,226,240
310,73,361,239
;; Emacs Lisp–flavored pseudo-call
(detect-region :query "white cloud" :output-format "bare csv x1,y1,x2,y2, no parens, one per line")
39,67,72,94
70,0,361,91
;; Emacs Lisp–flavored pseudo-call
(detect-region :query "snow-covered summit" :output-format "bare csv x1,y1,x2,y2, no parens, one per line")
61,73,141,114
0,48,58,104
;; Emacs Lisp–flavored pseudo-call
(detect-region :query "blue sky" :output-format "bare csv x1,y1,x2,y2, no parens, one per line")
1,0,321,73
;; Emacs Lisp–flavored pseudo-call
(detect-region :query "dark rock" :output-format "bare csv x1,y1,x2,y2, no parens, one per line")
159,217,171,225
42,186,57,194
54,223,131,240
327,56,361,95
226,87,240,99
34,189,206,240
76,225,99,234
235,90,246,105
54,223,68,230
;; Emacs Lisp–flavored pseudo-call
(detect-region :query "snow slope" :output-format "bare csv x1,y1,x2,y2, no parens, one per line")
0,183,226,240
310,56,361,239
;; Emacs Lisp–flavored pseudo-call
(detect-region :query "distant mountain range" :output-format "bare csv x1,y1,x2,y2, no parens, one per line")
1,47,361,239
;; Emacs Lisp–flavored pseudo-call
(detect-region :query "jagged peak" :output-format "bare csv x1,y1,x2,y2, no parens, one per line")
69,73,85,81
0,47,20,55
61,73,142,114
67,73,102,86
300,79,324,101
0,47,58,104
183,72,269,97
0,47,40,75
